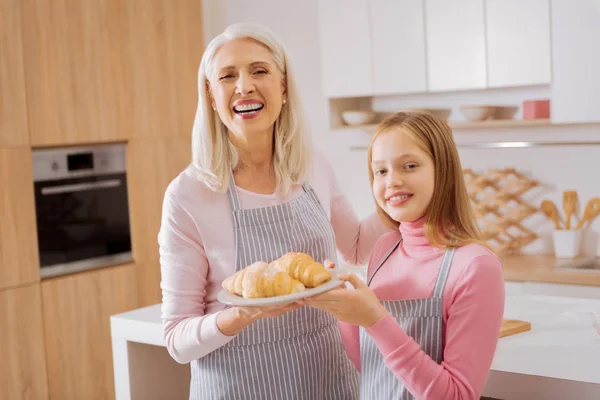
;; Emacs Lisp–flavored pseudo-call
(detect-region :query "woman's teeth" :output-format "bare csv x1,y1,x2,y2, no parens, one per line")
233,103,264,113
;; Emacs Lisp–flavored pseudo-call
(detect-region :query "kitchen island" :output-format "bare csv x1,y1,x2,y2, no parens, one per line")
111,294,600,400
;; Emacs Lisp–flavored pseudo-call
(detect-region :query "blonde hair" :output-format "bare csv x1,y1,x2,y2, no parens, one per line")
368,112,483,249
190,22,313,193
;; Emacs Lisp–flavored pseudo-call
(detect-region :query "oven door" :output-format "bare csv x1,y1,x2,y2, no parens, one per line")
34,173,132,278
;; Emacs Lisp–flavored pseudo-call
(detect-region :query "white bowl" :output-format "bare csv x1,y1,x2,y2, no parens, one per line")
341,110,376,126
460,106,496,121
460,105,520,121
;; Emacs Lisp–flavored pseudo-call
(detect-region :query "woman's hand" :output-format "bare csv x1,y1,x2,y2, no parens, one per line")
300,272,388,328
217,302,302,336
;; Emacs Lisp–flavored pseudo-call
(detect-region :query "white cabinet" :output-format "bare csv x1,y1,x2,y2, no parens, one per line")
485,0,552,88
371,0,427,95
550,0,600,124
425,0,487,92
318,0,373,98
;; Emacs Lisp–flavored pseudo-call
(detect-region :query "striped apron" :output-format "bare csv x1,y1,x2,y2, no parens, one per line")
189,176,360,400
359,239,455,400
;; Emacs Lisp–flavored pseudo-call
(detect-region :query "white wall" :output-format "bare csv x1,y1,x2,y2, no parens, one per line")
202,0,600,257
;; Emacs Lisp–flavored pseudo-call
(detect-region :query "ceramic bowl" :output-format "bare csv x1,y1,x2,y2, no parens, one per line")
341,110,376,126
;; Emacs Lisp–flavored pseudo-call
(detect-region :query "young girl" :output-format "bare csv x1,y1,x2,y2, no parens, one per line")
304,111,505,400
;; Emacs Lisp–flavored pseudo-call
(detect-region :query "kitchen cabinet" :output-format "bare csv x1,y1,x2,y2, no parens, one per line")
485,0,551,88
21,0,132,147
0,0,29,147
127,137,191,305
371,0,427,94
0,284,49,400
125,0,203,139
41,263,139,400
318,0,373,97
425,0,487,92
550,0,600,124
0,148,40,290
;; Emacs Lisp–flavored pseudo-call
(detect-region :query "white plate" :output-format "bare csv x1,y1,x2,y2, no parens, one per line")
217,277,343,307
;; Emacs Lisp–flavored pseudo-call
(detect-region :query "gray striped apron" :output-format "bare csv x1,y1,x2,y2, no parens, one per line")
359,239,455,400
190,175,360,400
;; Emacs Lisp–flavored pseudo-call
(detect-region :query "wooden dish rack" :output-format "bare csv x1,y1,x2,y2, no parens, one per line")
463,168,540,255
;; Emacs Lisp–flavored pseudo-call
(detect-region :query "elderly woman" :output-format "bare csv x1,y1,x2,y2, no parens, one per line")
159,22,388,399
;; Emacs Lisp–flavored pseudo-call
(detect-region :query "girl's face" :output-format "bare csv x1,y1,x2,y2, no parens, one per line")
209,38,286,143
371,128,435,224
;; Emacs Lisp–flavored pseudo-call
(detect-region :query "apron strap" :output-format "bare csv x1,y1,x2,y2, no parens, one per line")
367,239,401,286
227,170,241,211
432,247,456,299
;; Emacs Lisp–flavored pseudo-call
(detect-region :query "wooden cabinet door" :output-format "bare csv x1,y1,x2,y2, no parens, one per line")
0,0,29,147
126,0,203,139
127,137,191,305
0,148,40,290
425,0,487,92
318,0,373,97
21,0,132,147
41,264,139,400
0,284,48,400
371,0,427,95
550,0,600,123
486,0,551,88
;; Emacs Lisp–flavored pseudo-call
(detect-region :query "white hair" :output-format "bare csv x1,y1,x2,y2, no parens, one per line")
190,22,313,194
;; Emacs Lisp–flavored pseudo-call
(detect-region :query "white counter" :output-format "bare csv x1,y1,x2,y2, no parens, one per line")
111,295,600,400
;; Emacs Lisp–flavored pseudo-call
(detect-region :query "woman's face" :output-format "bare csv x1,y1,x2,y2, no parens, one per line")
209,38,286,143
371,128,435,223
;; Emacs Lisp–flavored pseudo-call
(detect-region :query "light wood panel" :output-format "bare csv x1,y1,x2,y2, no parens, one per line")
127,137,191,263
126,0,203,139
0,284,49,400
0,147,40,289
21,0,133,146
137,259,162,307
0,0,29,146
41,264,139,400
127,137,191,306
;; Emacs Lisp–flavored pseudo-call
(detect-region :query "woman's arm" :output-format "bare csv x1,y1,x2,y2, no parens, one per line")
320,154,392,265
366,254,505,400
159,195,236,363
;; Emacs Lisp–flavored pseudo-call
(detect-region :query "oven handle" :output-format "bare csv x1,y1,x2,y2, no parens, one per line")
41,179,122,195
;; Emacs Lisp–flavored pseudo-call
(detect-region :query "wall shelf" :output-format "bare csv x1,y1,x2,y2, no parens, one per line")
335,118,552,133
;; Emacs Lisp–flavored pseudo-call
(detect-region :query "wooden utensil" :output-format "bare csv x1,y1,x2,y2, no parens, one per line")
541,199,562,230
563,191,578,230
499,319,531,338
574,198,600,230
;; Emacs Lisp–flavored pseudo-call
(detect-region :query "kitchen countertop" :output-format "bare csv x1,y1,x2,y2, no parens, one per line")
502,254,600,286
111,294,600,400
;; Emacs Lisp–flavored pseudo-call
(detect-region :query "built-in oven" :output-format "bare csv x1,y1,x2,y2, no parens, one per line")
32,144,133,278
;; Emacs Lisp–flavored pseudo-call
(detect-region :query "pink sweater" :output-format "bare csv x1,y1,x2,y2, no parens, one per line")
159,151,390,364
340,218,505,400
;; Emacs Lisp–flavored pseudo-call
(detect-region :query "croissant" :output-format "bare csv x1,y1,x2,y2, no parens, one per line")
222,261,305,298
270,252,332,288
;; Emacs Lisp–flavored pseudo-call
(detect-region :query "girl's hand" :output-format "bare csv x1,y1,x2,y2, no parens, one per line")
300,272,388,328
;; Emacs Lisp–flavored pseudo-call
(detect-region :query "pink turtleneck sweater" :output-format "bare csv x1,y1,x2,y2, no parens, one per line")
339,218,505,400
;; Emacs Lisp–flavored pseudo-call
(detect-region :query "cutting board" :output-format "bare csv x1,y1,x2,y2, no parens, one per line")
499,319,531,338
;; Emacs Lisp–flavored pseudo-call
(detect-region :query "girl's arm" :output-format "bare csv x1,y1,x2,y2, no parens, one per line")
366,254,505,400
338,322,361,371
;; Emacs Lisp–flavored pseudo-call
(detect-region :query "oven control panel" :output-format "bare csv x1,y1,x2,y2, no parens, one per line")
32,144,126,182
